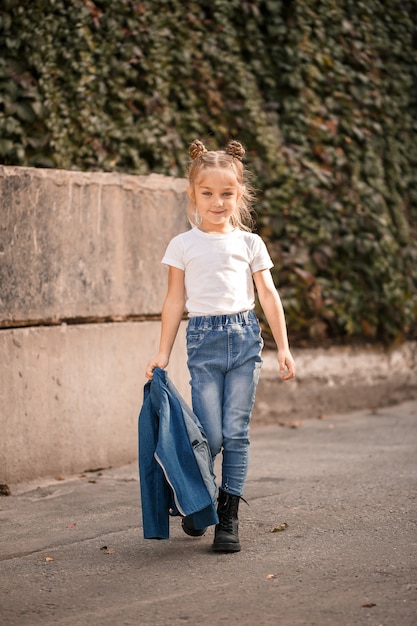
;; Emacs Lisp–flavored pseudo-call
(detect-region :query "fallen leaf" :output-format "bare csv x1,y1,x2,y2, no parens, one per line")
278,420,302,429
88,479,97,484
271,522,289,533
55,474,64,481
0,484,11,496
266,574,277,580
103,549,115,555
362,603,376,608
66,523,77,529
45,556,54,562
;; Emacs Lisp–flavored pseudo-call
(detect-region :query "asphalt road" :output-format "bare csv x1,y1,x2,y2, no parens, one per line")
1,400,416,626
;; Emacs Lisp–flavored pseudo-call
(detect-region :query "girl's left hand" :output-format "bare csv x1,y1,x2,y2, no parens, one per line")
278,350,296,380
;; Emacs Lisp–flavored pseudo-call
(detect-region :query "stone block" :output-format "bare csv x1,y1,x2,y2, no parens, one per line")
254,342,417,424
0,321,190,484
0,166,188,326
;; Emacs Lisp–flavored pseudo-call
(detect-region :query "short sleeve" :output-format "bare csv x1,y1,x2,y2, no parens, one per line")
161,234,185,270
250,235,274,273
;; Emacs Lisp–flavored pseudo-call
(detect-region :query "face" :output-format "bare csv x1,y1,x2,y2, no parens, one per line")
188,169,242,234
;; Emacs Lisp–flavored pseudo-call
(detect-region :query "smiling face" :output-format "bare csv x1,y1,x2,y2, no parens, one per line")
188,168,242,234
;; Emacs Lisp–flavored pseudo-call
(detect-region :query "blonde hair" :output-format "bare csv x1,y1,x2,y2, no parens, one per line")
187,139,255,232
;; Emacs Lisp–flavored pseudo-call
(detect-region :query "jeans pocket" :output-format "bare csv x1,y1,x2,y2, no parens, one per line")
186,330,205,352
245,322,264,353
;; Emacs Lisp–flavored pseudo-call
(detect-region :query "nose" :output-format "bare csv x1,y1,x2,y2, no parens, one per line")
213,196,223,207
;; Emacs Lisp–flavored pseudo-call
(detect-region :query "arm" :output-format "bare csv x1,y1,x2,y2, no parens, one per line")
253,268,296,380
145,266,186,379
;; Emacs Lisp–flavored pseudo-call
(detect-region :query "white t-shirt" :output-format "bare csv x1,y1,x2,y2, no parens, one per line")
162,227,273,316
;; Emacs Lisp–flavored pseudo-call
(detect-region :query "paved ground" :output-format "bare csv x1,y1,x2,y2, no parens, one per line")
1,400,416,626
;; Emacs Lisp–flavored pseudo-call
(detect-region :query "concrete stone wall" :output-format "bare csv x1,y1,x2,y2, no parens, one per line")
1,165,416,485
0,166,191,484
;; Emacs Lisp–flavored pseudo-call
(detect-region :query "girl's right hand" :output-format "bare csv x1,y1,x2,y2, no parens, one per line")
145,354,169,380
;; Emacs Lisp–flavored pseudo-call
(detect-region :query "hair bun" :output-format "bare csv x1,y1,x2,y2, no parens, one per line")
189,139,208,160
225,140,245,161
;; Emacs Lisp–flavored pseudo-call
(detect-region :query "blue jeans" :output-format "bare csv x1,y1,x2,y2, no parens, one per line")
186,310,263,497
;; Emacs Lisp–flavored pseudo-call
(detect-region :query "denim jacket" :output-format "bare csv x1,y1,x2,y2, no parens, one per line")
138,368,218,539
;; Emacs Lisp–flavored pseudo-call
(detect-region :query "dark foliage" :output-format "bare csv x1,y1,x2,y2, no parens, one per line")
1,0,416,343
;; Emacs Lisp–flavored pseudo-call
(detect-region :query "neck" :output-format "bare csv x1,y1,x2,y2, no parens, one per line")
198,225,235,234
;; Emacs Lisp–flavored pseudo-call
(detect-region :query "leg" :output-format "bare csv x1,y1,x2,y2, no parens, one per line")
213,313,263,553
188,365,224,460
221,356,262,496
186,322,226,460
221,315,263,496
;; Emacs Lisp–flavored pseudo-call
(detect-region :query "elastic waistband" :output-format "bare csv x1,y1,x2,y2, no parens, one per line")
187,310,258,330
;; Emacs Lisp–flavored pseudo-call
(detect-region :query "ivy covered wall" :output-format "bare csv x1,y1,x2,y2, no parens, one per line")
1,0,416,344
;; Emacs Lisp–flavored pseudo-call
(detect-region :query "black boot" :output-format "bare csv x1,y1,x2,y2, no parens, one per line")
212,488,241,553
181,516,207,537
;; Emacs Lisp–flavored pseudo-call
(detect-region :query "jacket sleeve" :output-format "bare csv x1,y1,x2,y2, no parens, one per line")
138,383,172,539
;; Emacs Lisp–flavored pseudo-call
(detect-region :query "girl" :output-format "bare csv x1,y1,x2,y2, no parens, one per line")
145,139,296,552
